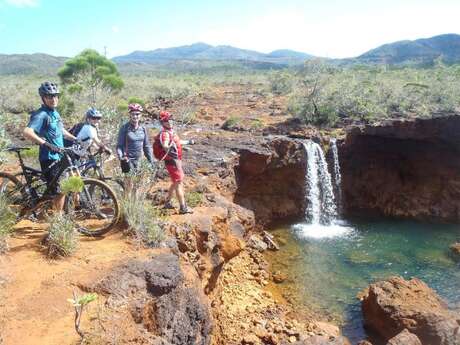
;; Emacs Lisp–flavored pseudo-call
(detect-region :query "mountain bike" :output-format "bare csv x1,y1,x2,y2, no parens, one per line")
77,150,125,195
0,146,120,236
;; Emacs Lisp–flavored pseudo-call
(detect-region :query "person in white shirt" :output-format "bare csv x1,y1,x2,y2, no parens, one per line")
77,108,111,154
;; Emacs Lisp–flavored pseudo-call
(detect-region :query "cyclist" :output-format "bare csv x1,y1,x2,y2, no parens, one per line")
22,81,78,211
116,103,154,173
76,108,112,154
155,110,193,214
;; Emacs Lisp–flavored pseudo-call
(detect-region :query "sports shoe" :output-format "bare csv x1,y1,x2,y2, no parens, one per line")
163,201,175,209
179,206,193,214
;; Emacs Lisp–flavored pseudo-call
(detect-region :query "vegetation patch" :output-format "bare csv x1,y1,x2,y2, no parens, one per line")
186,191,203,208
46,213,79,258
0,193,17,254
222,115,241,130
60,176,85,194
120,160,165,247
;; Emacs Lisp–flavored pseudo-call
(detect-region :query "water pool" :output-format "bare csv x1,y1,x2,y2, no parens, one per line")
267,219,460,343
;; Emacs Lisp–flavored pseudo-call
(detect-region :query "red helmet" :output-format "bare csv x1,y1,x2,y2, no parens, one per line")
159,110,172,122
128,103,143,113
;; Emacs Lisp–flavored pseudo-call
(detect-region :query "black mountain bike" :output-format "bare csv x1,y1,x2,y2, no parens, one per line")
77,150,125,195
0,146,120,236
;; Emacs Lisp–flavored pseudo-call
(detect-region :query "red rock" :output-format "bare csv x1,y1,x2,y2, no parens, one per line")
449,243,460,260
387,329,421,345
341,116,460,222
361,276,460,345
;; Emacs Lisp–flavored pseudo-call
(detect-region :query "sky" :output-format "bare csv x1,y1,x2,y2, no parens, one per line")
0,0,459,59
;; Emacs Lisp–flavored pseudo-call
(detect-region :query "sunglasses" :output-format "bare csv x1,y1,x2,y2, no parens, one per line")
44,94,59,99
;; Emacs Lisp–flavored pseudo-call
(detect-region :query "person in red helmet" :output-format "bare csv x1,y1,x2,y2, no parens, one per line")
116,103,154,174
154,110,193,214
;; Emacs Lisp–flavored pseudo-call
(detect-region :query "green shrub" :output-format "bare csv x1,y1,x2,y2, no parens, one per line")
0,194,17,253
60,176,85,194
120,160,165,247
268,70,293,95
127,96,145,106
222,116,240,130
121,197,164,246
20,146,39,159
186,191,203,208
46,213,79,258
250,118,264,130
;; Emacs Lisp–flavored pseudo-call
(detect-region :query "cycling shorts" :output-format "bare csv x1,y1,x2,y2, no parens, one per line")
165,159,184,183
40,159,62,195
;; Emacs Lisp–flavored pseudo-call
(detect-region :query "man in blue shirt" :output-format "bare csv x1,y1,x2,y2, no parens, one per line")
23,81,78,211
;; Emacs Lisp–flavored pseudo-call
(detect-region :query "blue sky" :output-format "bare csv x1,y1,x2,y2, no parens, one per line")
1,0,459,58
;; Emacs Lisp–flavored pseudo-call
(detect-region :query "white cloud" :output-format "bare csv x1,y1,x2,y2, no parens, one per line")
5,0,38,7
112,26,119,33
199,3,460,58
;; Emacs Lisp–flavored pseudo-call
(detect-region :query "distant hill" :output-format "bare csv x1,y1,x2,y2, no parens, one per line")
112,43,313,66
3,34,460,76
0,53,67,75
353,34,460,65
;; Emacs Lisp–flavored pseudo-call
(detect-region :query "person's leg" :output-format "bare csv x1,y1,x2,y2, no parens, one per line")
176,181,186,208
41,159,65,213
164,181,178,208
53,194,65,212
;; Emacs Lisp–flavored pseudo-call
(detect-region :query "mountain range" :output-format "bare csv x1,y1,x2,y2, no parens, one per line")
1,34,460,75
112,42,313,65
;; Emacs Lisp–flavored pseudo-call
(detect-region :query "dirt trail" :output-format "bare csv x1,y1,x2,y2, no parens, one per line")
0,221,152,345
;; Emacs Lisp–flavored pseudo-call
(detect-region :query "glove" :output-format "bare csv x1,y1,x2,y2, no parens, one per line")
42,142,63,153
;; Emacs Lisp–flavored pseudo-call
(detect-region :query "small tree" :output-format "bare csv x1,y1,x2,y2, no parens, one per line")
58,49,124,110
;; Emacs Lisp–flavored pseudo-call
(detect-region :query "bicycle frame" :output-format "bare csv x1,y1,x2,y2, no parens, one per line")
12,147,82,204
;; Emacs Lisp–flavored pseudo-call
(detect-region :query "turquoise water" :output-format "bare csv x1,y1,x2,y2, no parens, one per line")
267,219,460,343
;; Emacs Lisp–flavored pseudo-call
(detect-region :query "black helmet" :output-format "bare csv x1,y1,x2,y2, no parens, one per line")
86,107,102,119
38,81,59,97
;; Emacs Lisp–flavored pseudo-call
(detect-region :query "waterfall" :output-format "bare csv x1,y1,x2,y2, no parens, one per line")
303,140,337,225
330,138,342,212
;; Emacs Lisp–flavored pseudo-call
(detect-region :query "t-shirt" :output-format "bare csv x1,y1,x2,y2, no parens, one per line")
76,124,98,150
27,105,64,162
116,122,154,163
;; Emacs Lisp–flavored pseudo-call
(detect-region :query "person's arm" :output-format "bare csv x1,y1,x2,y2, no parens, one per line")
23,127,46,145
143,128,154,164
116,125,126,160
159,130,171,150
23,113,61,152
63,128,77,141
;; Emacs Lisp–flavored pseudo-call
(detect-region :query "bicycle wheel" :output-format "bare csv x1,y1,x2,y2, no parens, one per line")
65,178,120,236
0,172,25,212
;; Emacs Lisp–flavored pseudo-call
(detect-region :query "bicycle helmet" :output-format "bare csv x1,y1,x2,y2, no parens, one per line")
159,110,172,122
86,107,102,119
38,81,60,97
128,103,143,113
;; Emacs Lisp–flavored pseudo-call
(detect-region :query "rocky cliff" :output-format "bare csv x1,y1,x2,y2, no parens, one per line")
340,115,460,222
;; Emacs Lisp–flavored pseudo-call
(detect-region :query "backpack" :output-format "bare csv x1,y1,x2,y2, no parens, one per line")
153,133,167,160
64,122,85,147
153,131,182,161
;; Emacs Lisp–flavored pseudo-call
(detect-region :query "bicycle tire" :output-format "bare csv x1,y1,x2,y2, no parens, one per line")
65,178,120,236
0,172,26,211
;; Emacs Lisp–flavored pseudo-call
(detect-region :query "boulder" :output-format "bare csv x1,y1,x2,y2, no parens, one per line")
449,243,460,260
387,329,421,345
85,252,212,345
361,276,460,345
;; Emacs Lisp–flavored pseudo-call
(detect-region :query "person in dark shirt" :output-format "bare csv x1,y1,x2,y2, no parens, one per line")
116,103,154,173
23,81,78,211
